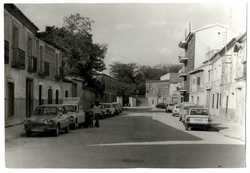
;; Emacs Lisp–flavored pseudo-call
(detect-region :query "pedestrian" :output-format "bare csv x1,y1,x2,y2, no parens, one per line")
93,101,101,127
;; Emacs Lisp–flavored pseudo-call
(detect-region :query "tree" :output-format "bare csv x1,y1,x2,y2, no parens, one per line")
109,62,182,104
39,14,108,88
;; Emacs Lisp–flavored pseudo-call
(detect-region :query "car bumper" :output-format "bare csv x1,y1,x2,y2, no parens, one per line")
24,125,57,132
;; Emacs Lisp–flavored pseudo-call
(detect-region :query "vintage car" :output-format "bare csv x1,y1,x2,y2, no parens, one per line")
165,103,175,112
62,97,86,130
172,104,180,117
23,104,70,137
156,103,166,109
112,102,123,113
179,102,197,122
101,103,116,117
181,105,204,124
184,107,212,131
111,102,120,115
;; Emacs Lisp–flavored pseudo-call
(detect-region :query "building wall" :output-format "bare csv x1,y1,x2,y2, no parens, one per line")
189,71,206,107
195,26,239,69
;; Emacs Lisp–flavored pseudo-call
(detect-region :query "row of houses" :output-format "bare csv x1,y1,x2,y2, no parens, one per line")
4,4,118,126
177,24,246,125
145,73,183,106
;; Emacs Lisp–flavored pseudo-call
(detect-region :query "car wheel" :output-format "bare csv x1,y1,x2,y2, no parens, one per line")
65,125,69,133
72,120,78,130
54,125,59,137
26,130,32,137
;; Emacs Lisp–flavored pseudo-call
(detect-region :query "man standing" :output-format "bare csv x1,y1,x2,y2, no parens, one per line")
93,101,101,127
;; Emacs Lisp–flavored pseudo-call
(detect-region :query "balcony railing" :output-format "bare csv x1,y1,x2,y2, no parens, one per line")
28,56,37,73
11,48,25,70
54,67,64,79
178,40,187,49
39,61,51,76
178,53,188,63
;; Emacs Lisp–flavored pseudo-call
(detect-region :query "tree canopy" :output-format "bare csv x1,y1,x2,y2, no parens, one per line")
39,13,107,85
109,62,182,103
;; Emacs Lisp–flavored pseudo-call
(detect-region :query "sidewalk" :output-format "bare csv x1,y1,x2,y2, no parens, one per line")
211,115,245,142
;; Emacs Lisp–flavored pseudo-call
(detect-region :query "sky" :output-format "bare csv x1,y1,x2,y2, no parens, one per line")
13,2,247,74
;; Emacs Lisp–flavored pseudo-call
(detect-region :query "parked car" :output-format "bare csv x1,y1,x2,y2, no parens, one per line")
62,97,85,130
101,103,116,117
156,103,166,109
179,102,197,122
166,103,175,112
181,105,204,124
172,104,180,117
112,103,120,115
23,104,70,137
184,107,212,131
112,102,123,113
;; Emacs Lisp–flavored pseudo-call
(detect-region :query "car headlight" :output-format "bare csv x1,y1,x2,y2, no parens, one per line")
45,119,54,125
24,120,31,125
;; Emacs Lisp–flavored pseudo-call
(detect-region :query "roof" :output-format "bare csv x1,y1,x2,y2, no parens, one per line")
146,80,169,83
4,4,39,33
36,33,66,52
36,104,64,107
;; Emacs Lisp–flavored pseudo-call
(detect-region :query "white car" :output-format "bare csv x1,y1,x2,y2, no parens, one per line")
101,103,116,117
112,102,123,113
172,104,180,117
184,107,212,131
62,97,85,130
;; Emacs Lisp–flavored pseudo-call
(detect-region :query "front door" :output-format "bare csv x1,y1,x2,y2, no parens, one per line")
7,82,14,117
26,79,33,117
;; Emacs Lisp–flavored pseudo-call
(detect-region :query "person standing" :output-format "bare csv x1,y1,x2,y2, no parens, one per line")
93,101,101,127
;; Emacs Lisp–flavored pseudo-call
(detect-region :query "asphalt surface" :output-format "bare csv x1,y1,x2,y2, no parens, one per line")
5,110,245,168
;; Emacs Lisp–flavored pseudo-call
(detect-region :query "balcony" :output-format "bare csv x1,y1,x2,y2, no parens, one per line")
178,66,187,78
54,67,64,80
178,40,187,49
178,55,188,63
38,61,50,77
28,56,37,73
11,48,25,70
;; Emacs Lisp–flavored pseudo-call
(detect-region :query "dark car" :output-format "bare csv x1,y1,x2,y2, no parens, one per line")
156,103,166,109
23,104,71,137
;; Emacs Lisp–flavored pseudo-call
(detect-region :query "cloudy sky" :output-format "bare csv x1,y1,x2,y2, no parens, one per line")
14,2,247,74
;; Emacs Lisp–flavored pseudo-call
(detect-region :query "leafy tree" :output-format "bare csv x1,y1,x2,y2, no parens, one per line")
39,14,107,86
109,62,182,104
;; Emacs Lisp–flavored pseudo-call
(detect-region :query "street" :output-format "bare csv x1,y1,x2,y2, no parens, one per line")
5,110,245,168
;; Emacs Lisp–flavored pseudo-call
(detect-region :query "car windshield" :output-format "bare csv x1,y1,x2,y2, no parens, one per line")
34,107,58,115
64,105,75,112
103,104,111,108
190,109,208,115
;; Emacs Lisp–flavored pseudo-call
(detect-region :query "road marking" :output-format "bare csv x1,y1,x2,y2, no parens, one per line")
86,140,245,146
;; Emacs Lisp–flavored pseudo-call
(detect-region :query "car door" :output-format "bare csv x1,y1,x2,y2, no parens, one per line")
58,107,70,129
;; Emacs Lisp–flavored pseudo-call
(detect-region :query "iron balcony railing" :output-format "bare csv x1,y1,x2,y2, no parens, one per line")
11,48,25,70
28,56,37,73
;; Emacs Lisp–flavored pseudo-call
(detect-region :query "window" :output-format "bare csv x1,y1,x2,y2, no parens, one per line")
48,89,52,104
197,96,199,105
56,90,59,104
65,90,68,98
208,70,211,81
5,40,9,64
39,85,43,105
197,77,200,85
193,77,195,84
191,96,194,103
27,37,32,56
212,94,214,108
44,62,50,76
7,82,14,117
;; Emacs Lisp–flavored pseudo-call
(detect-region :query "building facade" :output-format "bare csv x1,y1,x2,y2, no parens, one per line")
178,24,240,102
95,73,118,103
4,4,68,126
188,32,246,124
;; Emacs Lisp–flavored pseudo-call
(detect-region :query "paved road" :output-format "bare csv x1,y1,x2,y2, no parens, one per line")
5,110,245,168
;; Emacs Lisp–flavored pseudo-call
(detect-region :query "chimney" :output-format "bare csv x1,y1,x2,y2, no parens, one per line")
189,23,192,33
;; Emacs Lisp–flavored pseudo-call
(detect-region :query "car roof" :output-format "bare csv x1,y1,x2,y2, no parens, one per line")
180,102,197,106
36,104,63,107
